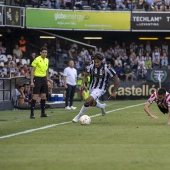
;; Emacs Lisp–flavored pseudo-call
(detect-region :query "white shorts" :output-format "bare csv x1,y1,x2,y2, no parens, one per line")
89,88,105,100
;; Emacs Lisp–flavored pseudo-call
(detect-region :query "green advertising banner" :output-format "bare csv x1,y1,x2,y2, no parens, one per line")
26,8,130,31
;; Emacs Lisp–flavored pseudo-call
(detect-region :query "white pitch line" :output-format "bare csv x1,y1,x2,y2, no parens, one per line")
90,103,145,118
0,102,145,140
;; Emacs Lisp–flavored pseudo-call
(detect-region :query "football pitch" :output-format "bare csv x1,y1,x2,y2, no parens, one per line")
0,100,170,170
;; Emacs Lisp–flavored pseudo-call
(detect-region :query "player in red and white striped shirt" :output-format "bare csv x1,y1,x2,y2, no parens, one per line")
144,88,170,124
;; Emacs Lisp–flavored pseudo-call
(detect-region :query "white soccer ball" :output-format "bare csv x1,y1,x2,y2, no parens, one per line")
79,115,91,125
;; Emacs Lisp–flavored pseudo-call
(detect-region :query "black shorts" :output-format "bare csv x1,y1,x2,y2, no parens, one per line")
33,77,48,94
158,106,168,114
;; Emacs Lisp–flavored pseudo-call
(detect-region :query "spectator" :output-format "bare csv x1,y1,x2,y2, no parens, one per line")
51,73,59,87
0,49,5,62
68,44,77,59
56,40,62,54
13,44,23,60
18,35,26,55
74,60,81,70
147,64,153,69
124,64,133,82
59,75,65,87
0,62,8,77
30,52,37,65
121,52,129,68
145,41,152,52
114,56,122,68
17,85,29,106
105,48,113,64
144,55,152,69
160,52,169,69
126,0,136,10
75,0,84,10
115,63,125,81
129,42,138,53
136,52,145,62
152,53,160,69
52,0,61,9
23,84,32,104
137,63,147,81
116,0,126,10
132,69,138,81
111,51,119,67
77,51,85,68
154,0,164,11
0,41,6,54
145,51,152,60
144,0,155,11
152,47,160,60
137,52,145,67
8,61,18,77
23,64,30,77
99,0,108,10
129,52,138,69
84,51,92,66
137,44,146,56
162,42,168,55
19,66,26,76
41,0,51,8
136,0,144,9
164,0,170,11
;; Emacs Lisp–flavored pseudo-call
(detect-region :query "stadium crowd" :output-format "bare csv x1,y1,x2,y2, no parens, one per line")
0,38,169,82
13,0,170,12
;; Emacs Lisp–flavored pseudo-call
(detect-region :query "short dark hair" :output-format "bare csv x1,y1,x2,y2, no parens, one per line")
93,52,104,61
40,47,47,52
158,88,166,95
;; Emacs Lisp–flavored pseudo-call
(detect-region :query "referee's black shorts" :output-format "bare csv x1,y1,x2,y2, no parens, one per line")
33,76,48,94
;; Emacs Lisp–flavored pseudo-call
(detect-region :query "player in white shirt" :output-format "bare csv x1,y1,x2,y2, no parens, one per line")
63,60,77,110
144,88,170,124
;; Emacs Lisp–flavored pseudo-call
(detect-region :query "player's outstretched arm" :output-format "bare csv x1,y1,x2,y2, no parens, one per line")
144,101,159,119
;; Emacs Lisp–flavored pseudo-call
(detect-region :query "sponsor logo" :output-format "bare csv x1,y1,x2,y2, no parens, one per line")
150,70,167,83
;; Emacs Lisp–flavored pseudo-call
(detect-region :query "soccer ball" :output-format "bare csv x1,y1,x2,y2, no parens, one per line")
79,115,91,125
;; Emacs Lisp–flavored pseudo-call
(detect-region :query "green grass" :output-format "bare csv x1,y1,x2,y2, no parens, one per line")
0,100,170,170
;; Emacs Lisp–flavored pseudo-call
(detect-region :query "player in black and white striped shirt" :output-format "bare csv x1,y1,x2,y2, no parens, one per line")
72,52,119,123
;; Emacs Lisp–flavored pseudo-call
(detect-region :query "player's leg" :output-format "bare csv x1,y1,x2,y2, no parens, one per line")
69,85,77,110
65,84,71,110
92,89,106,116
40,78,49,117
30,77,42,119
72,95,94,123
95,100,106,116
30,93,39,119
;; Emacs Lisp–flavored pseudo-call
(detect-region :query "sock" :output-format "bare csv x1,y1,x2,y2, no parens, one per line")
96,101,105,109
41,99,46,115
31,99,36,115
77,104,89,117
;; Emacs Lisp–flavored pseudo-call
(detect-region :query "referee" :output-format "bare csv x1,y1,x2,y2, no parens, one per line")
30,47,49,119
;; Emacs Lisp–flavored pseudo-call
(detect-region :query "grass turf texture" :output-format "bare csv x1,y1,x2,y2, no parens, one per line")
0,100,170,170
